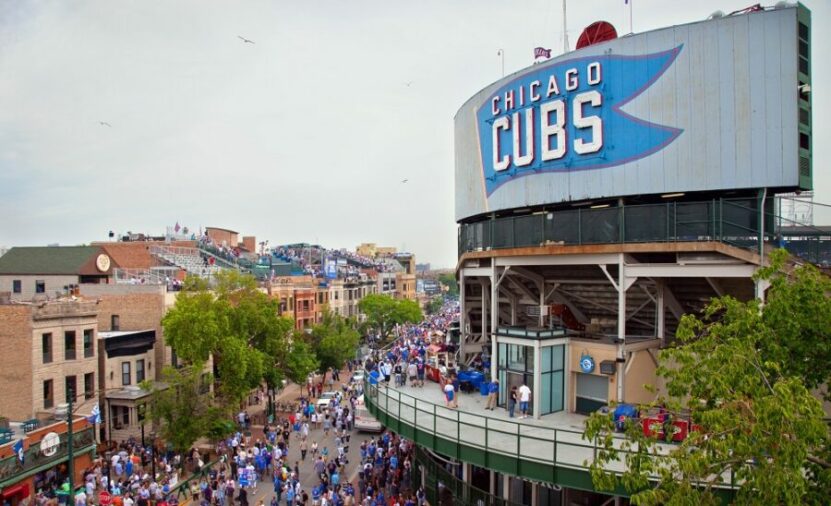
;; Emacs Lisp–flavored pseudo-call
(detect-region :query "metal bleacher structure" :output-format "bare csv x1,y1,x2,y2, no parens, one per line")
113,244,308,285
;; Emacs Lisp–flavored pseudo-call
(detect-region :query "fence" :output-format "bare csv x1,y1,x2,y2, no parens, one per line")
365,382,736,493
458,197,831,266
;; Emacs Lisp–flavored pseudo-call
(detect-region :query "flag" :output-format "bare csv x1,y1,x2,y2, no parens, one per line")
87,402,102,424
534,47,552,59
13,439,23,464
174,222,181,233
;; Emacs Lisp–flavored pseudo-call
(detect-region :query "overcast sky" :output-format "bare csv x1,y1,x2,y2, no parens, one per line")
1,0,827,268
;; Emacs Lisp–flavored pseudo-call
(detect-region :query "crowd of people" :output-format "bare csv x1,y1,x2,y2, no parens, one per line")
31,437,202,506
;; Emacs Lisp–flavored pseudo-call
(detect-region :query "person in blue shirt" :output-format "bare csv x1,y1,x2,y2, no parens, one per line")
389,454,398,470
285,487,295,506
273,476,283,503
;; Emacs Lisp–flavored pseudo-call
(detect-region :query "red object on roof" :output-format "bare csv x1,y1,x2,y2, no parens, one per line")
576,21,618,50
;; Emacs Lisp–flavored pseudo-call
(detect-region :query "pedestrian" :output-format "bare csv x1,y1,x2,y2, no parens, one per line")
508,386,518,418
485,379,499,410
443,381,456,409
300,438,308,461
518,382,532,419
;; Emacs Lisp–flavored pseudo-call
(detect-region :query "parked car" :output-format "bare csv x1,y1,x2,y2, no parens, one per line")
316,391,337,408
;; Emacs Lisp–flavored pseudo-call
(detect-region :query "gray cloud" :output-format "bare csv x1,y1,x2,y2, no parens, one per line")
1,0,828,267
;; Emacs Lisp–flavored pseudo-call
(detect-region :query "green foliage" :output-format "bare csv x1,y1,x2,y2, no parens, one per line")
437,273,458,296
583,250,831,505
358,294,422,338
425,295,444,315
285,339,320,388
142,365,224,453
162,270,295,405
309,310,361,372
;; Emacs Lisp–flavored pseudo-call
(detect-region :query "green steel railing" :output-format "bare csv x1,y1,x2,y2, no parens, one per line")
365,382,738,494
457,197,831,267
414,446,526,506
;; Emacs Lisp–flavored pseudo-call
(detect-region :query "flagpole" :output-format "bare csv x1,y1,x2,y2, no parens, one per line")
629,0,634,34
497,49,504,77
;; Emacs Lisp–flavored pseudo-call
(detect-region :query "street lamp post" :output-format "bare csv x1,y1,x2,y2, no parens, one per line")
67,388,75,493
150,431,157,479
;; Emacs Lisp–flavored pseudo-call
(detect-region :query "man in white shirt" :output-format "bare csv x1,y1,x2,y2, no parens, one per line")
518,383,532,419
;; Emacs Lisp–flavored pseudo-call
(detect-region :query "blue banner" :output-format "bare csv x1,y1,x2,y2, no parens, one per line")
477,45,683,195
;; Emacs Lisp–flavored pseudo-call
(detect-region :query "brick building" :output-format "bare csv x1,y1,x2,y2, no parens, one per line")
0,247,115,301
0,299,99,422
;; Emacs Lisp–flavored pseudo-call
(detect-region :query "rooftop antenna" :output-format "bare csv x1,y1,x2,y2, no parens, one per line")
562,0,569,52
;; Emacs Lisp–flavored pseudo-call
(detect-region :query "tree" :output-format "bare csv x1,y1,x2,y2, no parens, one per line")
285,339,320,395
309,310,361,373
583,250,831,505
162,270,294,407
426,295,444,315
358,294,422,339
141,365,225,453
437,273,458,296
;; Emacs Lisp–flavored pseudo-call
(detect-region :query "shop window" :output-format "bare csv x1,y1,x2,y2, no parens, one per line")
122,406,130,426
43,379,54,409
42,333,53,363
83,329,94,358
122,362,131,386
64,331,76,360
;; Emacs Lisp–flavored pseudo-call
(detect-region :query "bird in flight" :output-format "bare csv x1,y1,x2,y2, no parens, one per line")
99,121,112,127
401,179,408,184
238,35,255,44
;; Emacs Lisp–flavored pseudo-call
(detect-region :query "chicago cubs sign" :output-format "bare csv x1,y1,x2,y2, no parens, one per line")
477,46,683,195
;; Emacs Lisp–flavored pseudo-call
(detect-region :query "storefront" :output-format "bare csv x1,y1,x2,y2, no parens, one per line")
0,419,96,504
495,327,567,417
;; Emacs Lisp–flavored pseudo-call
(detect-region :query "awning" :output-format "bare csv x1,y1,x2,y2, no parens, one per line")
1,482,30,498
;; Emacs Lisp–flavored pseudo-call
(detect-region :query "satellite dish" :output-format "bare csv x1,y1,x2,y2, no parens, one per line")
576,21,618,50
708,10,725,19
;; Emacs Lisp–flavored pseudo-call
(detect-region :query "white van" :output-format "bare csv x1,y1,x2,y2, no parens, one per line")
354,396,383,432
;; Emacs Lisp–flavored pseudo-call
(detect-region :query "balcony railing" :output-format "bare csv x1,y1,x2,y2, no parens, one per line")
458,197,831,267
365,382,737,493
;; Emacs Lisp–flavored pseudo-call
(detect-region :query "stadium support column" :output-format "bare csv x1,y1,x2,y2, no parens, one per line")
656,280,665,341
617,254,626,404
459,270,466,362
491,259,498,380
